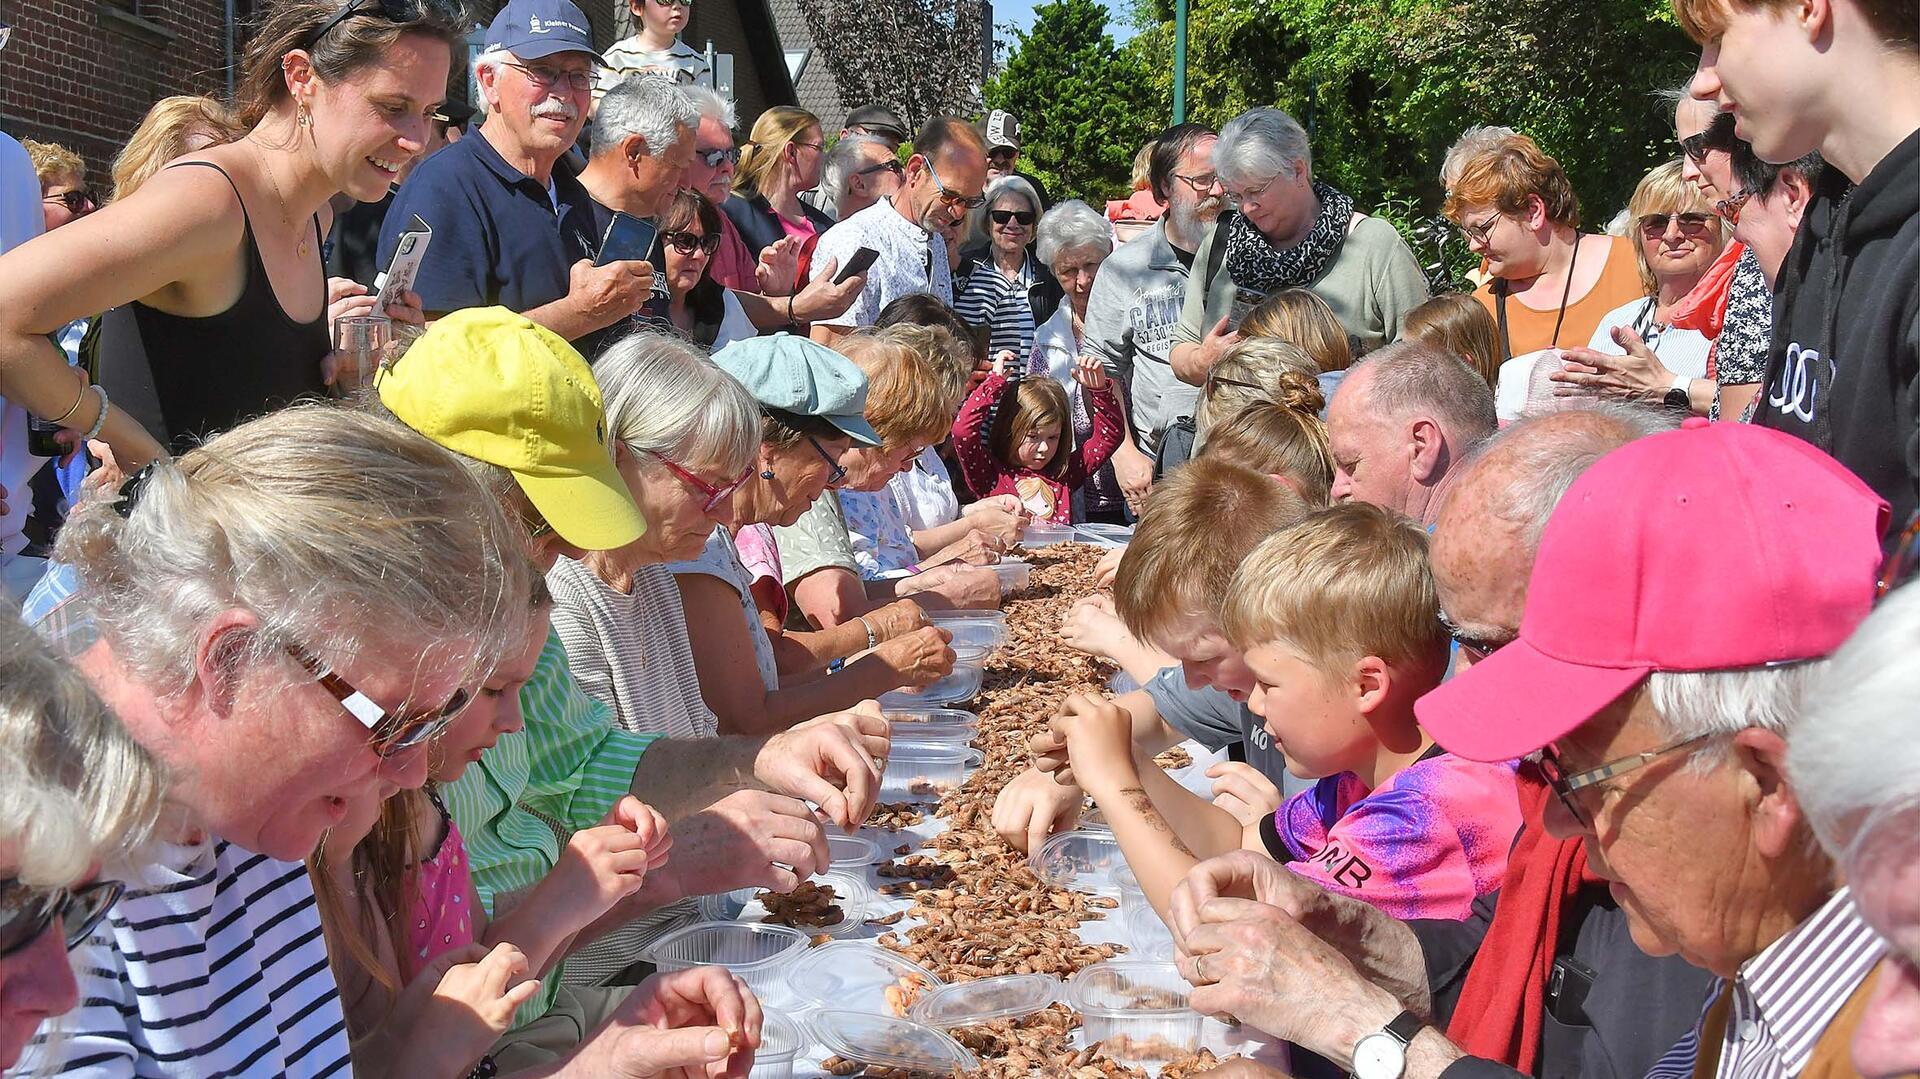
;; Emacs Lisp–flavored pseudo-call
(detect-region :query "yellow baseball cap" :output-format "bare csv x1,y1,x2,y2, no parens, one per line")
377,307,646,550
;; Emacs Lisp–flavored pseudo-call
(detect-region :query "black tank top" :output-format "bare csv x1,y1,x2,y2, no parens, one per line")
93,161,330,455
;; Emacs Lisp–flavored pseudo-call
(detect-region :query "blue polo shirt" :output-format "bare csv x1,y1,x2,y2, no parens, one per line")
378,130,602,347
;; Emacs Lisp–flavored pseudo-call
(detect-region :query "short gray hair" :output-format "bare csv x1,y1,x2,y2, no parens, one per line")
592,74,699,158
683,85,736,129
821,133,892,212
594,332,761,476
1460,402,1676,548
1441,125,1518,191
1790,585,1920,861
1036,198,1112,267
1350,340,1499,448
1215,106,1312,186
0,609,166,885
1647,662,1826,776
983,173,1042,218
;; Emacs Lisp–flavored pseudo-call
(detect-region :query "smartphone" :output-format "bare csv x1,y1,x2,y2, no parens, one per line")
833,246,880,284
595,211,659,267
373,215,431,308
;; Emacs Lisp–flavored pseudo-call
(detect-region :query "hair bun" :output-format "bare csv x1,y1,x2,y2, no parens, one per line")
1273,368,1326,415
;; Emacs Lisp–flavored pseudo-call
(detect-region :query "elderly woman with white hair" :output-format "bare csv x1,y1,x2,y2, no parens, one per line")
1169,107,1429,387
1026,198,1131,520
954,174,1060,359
0,611,166,1071
1790,581,1920,1078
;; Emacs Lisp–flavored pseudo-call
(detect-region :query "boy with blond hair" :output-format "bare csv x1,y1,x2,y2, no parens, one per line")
1051,502,1521,923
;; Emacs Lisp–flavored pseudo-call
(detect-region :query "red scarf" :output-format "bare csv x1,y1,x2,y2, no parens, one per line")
1444,776,1605,1072
1669,240,1746,381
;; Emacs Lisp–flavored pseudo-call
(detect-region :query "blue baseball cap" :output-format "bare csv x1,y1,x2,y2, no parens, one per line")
711,333,882,447
484,0,597,61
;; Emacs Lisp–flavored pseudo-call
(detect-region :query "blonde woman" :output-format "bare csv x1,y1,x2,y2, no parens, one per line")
1154,338,1322,479
109,95,246,202
0,610,166,1072
723,106,835,262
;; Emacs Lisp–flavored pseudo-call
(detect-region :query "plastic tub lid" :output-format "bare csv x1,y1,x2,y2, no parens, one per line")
825,832,878,870
909,973,1060,1028
752,1009,805,1063
788,941,944,1014
807,1010,979,1073
884,707,980,728
641,920,808,971
1030,828,1126,894
1065,959,1196,1017
927,608,1006,623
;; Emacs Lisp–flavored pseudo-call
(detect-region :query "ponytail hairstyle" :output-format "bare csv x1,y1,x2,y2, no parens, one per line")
734,106,822,197
990,376,1074,481
234,0,472,127
1199,399,1335,506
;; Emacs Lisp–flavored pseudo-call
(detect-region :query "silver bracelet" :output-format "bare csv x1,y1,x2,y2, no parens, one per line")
81,384,110,442
856,615,877,652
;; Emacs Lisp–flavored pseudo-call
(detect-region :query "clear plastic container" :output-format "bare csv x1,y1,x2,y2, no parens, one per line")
1020,522,1078,546
879,662,984,708
787,941,945,1015
927,608,1006,627
984,559,1033,592
746,1010,805,1079
641,921,808,1000
909,972,1060,1029
1073,522,1135,546
934,618,1009,652
807,1010,979,1074
1065,960,1204,1068
883,707,981,743
881,742,984,800
1111,865,1177,959
696,871,873,938
825,831,879,870
1031,828,1126,894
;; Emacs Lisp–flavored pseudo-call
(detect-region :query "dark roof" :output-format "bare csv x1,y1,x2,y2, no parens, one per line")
767,0,849,129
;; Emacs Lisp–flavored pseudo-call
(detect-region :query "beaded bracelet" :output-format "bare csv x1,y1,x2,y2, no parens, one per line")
81,385,111,442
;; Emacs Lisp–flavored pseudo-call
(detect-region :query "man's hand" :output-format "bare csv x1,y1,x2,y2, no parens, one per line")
991,765,1086,855
648,790,830,897
788,257,865,323
1207,762,1283,828
754,704,890,830
1059,594,1128,661
754,236,802,296
1047,693,1142,798
875,626,955,689
1112,441,1154,512
575,966,763,1079
540,796,673,928
863,598,931,642
1169,850,1326,936
566,257,655,330
898,563,1002,610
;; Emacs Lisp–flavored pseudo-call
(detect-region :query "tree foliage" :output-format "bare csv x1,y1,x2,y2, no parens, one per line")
796,0,989,130
984,0,1161,203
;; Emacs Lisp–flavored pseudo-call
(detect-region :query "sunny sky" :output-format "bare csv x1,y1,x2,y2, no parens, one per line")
991,0,1139,53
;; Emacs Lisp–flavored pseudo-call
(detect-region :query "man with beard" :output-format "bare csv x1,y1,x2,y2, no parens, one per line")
383,0,654,358
1082,124,1226,508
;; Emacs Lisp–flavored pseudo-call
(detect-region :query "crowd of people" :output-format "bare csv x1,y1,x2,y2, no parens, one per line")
0,0,1916,1073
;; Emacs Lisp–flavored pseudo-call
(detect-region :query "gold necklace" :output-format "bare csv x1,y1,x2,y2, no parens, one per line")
248,138,311,258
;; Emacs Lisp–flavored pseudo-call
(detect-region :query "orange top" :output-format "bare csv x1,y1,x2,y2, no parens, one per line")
1473,234,1645,357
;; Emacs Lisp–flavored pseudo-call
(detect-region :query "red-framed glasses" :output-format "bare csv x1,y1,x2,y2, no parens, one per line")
649,450,751,513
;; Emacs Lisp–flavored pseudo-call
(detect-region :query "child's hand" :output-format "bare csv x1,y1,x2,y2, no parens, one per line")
991,349,1016,377
385,942,539,1076
1048,693,1140,797
542,796,671,926
1060,594,1127,661
1207,761,1284,827
1072,355,1110,393
1093,545,1127,590
431,942,540,1036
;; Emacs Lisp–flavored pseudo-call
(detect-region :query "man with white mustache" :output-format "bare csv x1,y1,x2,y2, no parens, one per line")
381,0,656,360
1080,122,1227,509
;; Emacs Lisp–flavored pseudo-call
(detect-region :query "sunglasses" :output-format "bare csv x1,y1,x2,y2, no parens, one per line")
988,208,1036,227
44,189,96,213
289,644,470,757
1679,129,1730,165
923,157,986,210
854,160,904,180
0,878,123,960
1521,734,1712,830
808,435,848,486
502,59,595,93
649,450,749,512
1637,212,1716,237
307,0,423,47
1437,608,1513,664
1715,190,1753,225
663,230,721,256
696,146,741,168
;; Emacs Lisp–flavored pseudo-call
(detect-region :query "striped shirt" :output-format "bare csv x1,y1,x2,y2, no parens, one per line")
27,839,351,1078
954,254,1039,358
1644,887,1886,1079
547,557,719,739
440,626,657,1025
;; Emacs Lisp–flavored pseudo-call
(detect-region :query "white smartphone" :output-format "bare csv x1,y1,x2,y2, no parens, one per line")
373,214,432,308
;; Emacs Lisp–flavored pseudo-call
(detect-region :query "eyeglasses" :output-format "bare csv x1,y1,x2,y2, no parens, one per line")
1202,367,1262,398
0,878,123,959
44,189,95,213
663,230,721,256
1715,190,1753,225
501,59,595,93
1522,734,1712,829
808,436,848,486
1173,172,1223,194
1437,608,1513,664
696,146,741,168
1223,174,1281,209
288,644,470,757
789,140,824,154
1679,129,1728,165
923,156,986,209
988,208,1036,226
307,0,420,48
1876,511,1920,597
649,449,749,512
1637,212,1717,237
1458,214,1503,245
854,160,903,180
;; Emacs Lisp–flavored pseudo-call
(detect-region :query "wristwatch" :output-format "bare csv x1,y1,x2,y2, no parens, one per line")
1663,372,1692,412
1351,1010,1428,1079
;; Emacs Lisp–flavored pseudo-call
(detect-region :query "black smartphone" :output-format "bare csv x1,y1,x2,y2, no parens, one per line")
833,246,880,284
595,211,659,267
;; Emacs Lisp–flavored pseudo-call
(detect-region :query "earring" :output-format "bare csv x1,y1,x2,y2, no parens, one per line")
761,470,776,480
298,106,312,128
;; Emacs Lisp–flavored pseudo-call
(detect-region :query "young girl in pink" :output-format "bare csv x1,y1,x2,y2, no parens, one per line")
952,353,1126,523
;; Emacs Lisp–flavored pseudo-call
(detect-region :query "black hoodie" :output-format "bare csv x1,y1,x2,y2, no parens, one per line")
1754,126,1920,530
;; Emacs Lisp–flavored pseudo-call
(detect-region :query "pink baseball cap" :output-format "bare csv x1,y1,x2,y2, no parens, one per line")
1417,418,1888,762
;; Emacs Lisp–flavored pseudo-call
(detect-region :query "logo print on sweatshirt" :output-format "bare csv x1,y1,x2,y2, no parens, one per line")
1769,342,1832,424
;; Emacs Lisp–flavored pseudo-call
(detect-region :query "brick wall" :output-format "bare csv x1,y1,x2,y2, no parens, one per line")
0,0,232,185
